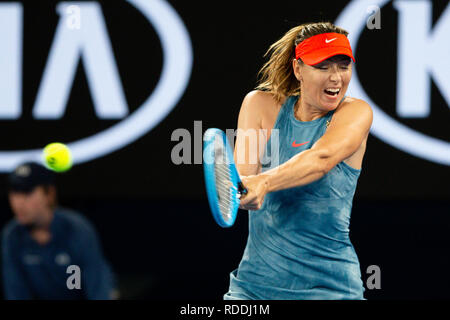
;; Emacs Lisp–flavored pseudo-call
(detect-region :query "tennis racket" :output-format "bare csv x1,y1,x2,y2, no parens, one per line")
203,128,247,228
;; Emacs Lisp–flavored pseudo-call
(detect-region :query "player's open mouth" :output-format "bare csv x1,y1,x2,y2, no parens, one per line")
324,88,340,97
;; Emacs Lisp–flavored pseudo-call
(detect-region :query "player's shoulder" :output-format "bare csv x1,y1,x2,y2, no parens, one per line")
241,90,283,116
243,90,279,106
336,96,373,121
340,96,372,112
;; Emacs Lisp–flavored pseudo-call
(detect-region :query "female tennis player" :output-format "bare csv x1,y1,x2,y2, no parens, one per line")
224,22,373,300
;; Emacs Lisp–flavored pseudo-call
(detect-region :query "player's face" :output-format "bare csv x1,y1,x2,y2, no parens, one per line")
297,55,352,111
8,186,53,226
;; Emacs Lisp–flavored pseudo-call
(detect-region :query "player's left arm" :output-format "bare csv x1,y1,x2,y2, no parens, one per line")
239,99,373,209
310,98,373,172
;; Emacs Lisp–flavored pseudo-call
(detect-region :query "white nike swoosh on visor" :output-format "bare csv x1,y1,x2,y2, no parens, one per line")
325,38,337,43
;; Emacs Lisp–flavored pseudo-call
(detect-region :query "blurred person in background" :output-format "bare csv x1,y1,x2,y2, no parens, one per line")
1,162,118,300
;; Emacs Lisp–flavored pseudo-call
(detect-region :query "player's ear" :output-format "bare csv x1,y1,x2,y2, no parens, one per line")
292,59,303,82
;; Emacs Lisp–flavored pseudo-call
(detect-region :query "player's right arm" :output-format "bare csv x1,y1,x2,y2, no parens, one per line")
234,91,267,177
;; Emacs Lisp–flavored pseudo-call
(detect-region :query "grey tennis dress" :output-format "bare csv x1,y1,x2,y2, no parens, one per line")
224,95,365,300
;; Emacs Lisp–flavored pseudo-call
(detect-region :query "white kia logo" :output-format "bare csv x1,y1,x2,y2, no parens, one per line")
336,0,450,166
0,0,193,171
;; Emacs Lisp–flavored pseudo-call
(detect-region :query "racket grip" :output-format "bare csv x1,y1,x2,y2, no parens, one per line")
238,182,248,196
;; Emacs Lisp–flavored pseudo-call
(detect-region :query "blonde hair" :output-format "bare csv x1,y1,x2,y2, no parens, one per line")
256,22,349,103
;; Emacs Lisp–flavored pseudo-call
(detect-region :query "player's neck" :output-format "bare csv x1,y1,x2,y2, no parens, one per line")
294,96,328,122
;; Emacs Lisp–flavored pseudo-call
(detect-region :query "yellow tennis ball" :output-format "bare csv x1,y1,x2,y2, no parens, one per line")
43,143,73,172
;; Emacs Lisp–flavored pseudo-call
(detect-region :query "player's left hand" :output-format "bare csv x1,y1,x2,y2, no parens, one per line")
239,174,270,211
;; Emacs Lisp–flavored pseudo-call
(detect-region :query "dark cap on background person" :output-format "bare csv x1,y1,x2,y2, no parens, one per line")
7,162,56,193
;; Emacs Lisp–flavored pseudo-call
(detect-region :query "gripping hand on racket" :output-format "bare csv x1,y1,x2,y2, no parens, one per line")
238,174,270,211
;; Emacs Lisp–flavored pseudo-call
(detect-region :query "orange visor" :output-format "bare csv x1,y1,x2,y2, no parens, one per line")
295,32,355,65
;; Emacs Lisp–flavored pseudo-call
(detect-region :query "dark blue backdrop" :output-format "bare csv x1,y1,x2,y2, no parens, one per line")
0,0,448,300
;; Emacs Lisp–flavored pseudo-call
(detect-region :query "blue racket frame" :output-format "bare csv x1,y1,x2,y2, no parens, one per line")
203,128,242,228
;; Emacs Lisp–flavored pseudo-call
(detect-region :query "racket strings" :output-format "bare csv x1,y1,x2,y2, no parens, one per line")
214,140,233,221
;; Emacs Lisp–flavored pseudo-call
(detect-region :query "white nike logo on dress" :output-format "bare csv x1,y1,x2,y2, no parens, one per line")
325,38,337,43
